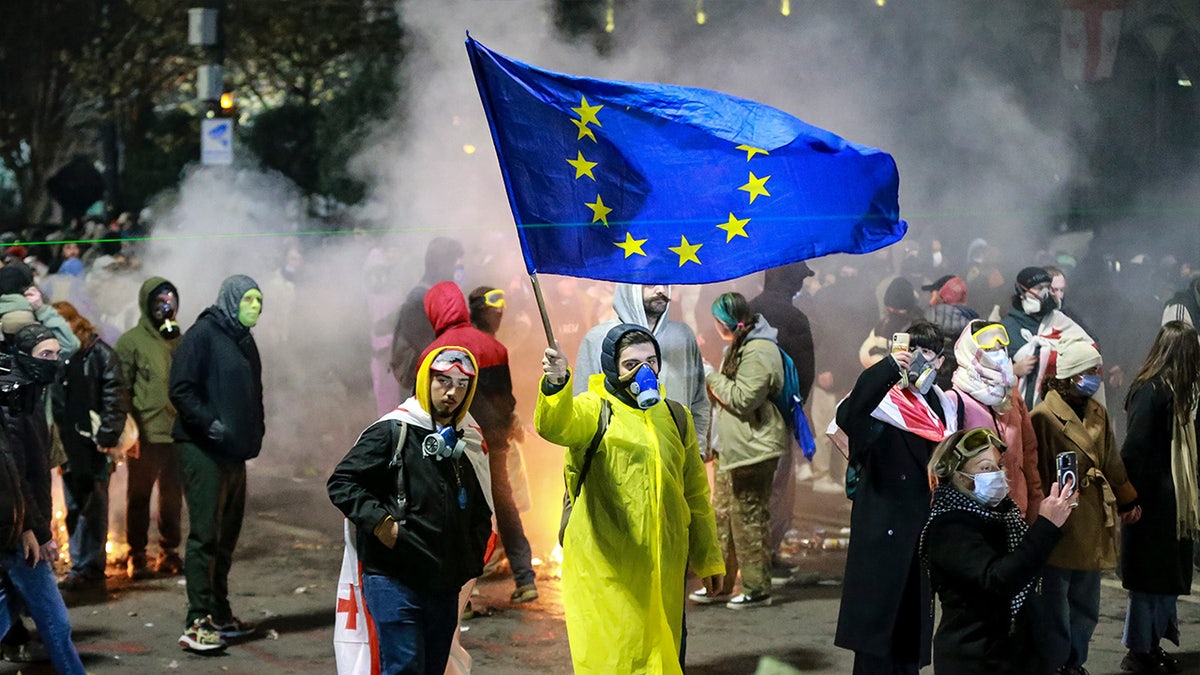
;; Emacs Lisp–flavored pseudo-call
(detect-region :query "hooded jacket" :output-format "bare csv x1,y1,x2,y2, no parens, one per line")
749,264,815,401
418,282,515,455
0,293,80,359
706,316,789,472
389,238,464,399
169,275,264,461
115,276,180,443
536,363,723,675
328,346,493,593
575,283,709,444
1162,279,1200,327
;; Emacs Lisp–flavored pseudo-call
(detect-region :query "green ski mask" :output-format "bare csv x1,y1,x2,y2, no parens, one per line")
239,289,263,327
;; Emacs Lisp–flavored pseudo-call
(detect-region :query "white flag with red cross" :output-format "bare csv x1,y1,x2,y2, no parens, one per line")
334,520,379,675
1061,0,1125,82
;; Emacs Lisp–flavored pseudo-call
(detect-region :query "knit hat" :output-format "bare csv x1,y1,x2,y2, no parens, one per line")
0,263,33,296
883,277,917,310
0,309,36,336
13,323,55,355
1015,266,1052,291
1055,340,1102,379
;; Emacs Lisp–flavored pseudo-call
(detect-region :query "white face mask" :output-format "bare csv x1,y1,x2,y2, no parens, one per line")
984,347,1015,385
932,250,943,267
1020,294,1042,315
961,470,1008,506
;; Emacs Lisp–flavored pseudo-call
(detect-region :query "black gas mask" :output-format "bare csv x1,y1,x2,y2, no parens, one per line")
151,289,180,339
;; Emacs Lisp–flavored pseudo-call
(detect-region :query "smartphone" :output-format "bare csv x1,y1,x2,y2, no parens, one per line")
891,333,911,387
1057,451,1078,495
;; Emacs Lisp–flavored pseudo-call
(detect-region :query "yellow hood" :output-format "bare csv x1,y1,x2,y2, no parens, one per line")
415,345,478,428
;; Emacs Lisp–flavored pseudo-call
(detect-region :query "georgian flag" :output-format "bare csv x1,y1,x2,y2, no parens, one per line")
334,520,379,675
1061,0,1125,82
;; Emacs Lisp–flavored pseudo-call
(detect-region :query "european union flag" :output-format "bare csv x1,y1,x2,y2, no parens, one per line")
466,35,907,285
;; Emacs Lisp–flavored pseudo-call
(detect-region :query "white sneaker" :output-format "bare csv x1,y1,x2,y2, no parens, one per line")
688,587,732,604
812,476,844,494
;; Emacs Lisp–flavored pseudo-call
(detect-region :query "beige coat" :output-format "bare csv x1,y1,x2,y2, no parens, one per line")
1030,390,1138,570
707,336,788,472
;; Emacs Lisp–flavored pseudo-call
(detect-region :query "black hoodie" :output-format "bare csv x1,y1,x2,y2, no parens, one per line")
749,263,815,400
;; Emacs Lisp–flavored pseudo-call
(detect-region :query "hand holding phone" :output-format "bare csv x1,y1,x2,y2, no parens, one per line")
1057,451,1078,497
891,333,912,385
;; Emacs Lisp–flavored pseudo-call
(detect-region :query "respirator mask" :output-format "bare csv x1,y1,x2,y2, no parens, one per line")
1020,287,1057,317
151,289,180,339
624,362,661,410
422,425,466,461
906,352,939,395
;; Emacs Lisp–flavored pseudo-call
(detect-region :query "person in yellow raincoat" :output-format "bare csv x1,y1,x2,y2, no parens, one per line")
537,324,724,675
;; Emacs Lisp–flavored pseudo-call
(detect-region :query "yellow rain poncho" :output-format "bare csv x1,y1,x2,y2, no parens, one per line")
536,373,724,675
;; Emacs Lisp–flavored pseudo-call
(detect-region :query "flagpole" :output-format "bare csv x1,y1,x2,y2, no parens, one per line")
528,273,559,351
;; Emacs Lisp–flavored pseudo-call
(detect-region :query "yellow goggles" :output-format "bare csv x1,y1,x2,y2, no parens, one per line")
972,324,1010,350
955,427,1007,459
484,289,505,308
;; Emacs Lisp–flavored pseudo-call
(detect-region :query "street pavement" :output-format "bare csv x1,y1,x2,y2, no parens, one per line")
3,470,1199,674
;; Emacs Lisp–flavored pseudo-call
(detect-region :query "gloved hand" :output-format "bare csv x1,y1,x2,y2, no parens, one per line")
208,419,226,443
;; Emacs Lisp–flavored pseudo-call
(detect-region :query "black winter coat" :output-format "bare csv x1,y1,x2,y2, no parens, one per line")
52,337,128,485
1120,378,1199,595
327,419,492,593
924,506,1061,674
834,357,944,665
169,307,264,461
749,287,815,401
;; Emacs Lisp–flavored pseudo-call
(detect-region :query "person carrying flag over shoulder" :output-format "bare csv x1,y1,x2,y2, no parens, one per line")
328,347,492,675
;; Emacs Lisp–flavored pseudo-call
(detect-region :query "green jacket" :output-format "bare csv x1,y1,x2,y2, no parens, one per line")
115,277,179,443
0,294,81,358
706,317,789,472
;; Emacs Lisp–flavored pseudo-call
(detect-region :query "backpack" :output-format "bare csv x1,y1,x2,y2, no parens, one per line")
558,398,688,546
758,342,818,462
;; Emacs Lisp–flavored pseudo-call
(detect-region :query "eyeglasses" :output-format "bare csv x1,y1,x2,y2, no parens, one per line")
483,289,505,308
955,428,1007,459
972,324,1010,350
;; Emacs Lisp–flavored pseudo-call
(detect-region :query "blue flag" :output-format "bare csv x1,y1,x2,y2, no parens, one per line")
466,35,906,285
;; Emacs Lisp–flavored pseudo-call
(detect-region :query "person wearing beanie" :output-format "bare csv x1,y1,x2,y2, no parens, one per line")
1030,339,1141,674
0,323,87,674
920,428,1074,674
0,262,79,359
1001,266,1102,410
168,275,265,652
328,346,492,675
115,277,184,580
859,277,923,369
924,275,980,390
537,325,723,674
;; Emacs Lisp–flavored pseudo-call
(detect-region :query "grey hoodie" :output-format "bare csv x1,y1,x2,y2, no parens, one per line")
575,283,709,443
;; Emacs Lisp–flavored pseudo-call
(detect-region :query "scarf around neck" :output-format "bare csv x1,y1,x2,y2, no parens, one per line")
922,484,1033,617
951,336,1014,410
1171,404,1200,540
870,385,956,443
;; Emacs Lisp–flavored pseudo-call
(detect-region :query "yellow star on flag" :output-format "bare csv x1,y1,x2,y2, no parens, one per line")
571,118,597,143
614,232,647,258
739,172,771,204
585,195,612,226
735,144,769,161
566,151,598,180
668,235,702,267
572,96,603,127
717,213,750,242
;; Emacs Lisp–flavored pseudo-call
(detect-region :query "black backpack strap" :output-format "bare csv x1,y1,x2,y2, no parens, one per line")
388,420,410,523
952,390,966,431
571,399,611,501
664,398,689,445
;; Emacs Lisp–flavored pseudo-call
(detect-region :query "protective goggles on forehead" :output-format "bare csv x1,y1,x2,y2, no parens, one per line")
955,427,1007,459
430,349,476,377
972,324,1010,350
483,289,505,308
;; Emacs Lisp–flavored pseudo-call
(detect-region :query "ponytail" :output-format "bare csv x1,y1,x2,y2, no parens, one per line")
712,292,757,378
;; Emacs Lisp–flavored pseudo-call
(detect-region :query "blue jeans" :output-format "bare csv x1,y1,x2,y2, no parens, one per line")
0,549,86,674
362,574,458,674
63,472,110,579
1042,566,1101,669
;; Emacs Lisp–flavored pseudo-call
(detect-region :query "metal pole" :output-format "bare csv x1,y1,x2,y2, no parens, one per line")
528,273,559,351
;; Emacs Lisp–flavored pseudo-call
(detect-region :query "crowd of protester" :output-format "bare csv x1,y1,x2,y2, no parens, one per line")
0,217,1197,674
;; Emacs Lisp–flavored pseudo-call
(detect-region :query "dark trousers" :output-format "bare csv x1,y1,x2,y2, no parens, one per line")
488,447,535,587
126,441,182,557
179,442,246,625
63,471,110,579
362,574,458,674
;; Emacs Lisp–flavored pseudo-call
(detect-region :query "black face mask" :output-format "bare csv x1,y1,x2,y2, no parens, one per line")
151,291,180,339
16,353,60,385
